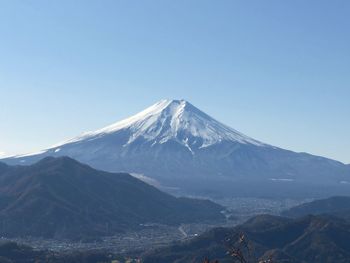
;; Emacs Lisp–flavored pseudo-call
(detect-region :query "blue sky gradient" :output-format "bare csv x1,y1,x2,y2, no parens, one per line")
0,0,349,163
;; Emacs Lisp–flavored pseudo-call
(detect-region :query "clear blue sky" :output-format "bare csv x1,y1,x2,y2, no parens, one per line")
0,0,349,163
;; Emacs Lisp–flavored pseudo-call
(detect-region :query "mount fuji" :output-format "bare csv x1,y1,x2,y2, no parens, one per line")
2,99,349,198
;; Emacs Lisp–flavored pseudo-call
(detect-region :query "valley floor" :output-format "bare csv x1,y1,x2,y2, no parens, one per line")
0,198,308,256
1,223,217,255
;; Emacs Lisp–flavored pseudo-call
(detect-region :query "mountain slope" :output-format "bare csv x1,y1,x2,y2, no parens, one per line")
142,214,350,263
0,162,10,175
0,157,224,239
283,196,350,219
2,99,350,198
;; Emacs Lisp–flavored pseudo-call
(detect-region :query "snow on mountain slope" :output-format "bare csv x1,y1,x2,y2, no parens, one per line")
52,99,266,152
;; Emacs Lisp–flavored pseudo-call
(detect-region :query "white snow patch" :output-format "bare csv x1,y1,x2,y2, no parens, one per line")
130,173,161,187
13,150,48,158
269,178,295,182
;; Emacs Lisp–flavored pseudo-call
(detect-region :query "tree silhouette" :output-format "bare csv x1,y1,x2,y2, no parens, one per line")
203,232,274,263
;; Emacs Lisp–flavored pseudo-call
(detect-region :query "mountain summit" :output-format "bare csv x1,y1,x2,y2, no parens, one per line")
2,99,350,198
54,99,265,153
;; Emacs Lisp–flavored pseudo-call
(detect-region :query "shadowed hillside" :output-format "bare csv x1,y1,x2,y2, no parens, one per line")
142,214,350,263
0,157,224,240
282,196,350,219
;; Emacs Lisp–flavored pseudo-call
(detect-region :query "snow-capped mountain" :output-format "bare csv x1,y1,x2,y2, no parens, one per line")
54,99,266,152
2,99,350,198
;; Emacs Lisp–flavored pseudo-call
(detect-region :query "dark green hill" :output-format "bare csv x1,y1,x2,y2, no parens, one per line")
0,157,224,239
282,196,350,219
142,214,350,263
